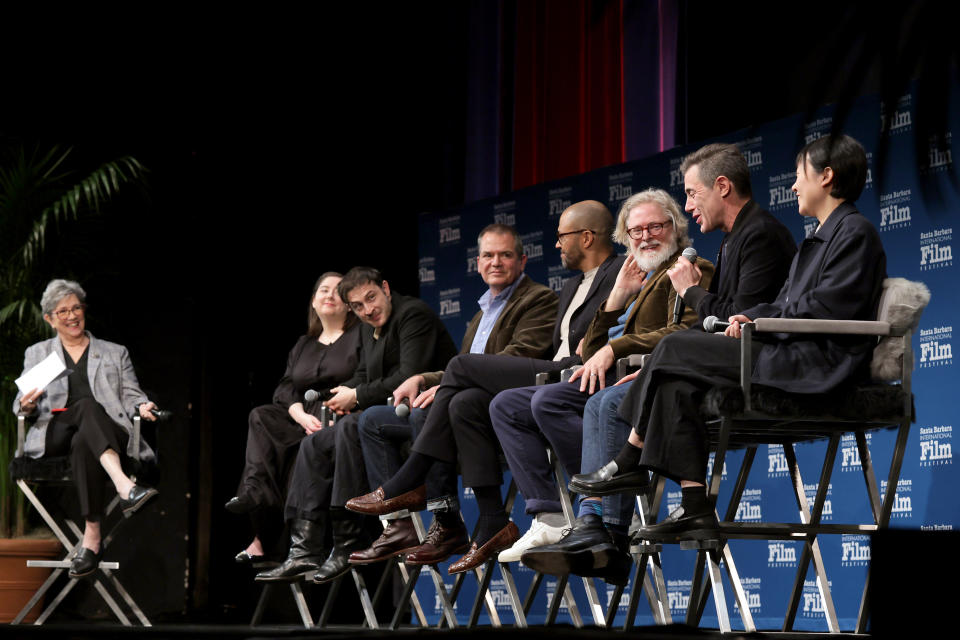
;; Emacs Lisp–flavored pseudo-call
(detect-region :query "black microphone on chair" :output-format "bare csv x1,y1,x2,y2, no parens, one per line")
703,315,732,333
672,247,698,324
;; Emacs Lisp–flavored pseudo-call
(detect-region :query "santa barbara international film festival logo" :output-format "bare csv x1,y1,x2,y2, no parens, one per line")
841,534,871,567
919,424,953,467
548,186,573,218
418,256,436,286
767,444,789,478
667,579,692,615
434,581,459,613
923,131,953,174
804,482,833,521
735,488,762,522
547,265,572,293
493,200,517,227
879,93,913,135
520,231,545,262
607,171,634,209
706,451,727,481
438,214,461,246
801,580,831,617
466,246,479,275
734,136,764,173
919,228,953,271
768,170,797,212
732,577,762,616
840,431,870,472
880,478,913,519
804,116,832,144
768,541,798,568
438,288,461,319
919,325,952,367
878,188,912,231
605,585,630,612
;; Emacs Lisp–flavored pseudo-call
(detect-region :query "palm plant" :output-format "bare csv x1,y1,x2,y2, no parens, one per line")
0,143,146,537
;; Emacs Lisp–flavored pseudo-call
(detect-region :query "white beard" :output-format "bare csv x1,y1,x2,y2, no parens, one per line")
633,236,679,272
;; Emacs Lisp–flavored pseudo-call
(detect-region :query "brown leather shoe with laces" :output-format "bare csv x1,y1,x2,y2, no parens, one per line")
404,518,470,565
349,517,421,564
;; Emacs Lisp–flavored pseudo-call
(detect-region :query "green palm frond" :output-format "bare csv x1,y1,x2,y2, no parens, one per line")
18,155,147,267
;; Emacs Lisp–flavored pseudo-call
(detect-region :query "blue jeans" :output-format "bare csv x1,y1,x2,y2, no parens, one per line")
581,381,636,526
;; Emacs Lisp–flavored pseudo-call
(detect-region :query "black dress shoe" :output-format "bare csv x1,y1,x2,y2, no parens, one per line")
568,461,649,496
255,519,327,582
225,496,256,515
520,514,620,577
234,550,265,565
120,485,158,518
69,547,101,579
633,505,719,542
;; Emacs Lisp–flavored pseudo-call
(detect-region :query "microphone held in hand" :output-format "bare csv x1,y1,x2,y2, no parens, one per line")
395,399,411,418
703,315,732,333
149,407,173,421
672,247,699,324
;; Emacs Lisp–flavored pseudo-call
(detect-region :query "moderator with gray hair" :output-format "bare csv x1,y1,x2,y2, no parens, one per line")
41,279,87,316
613,188,691,250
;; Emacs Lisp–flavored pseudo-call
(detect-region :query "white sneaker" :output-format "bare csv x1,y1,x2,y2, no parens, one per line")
497,515,567,563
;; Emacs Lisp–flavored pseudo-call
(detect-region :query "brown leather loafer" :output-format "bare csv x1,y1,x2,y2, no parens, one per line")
349,517,421,564
345,485,426,516
405,519,470,565
448,522,519,575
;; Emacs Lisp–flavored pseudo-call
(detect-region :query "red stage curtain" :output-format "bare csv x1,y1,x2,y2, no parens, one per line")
512,0,625,190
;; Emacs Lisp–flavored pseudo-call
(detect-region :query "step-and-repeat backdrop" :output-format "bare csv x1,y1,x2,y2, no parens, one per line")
412,83,958,630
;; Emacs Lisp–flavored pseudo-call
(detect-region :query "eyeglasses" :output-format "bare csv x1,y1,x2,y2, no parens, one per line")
626,220,672,239
556,228,594,242
53,304,86,320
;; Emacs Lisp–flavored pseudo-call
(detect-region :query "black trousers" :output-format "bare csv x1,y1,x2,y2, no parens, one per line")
410,353,574,488
617,330,759,483
45,397,129,521
284,412,371,520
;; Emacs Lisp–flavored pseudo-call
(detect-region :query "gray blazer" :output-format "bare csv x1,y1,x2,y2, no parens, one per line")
13,332,155,461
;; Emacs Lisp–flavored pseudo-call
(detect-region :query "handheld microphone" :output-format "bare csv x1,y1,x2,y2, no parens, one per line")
703,315,732,333
149,407,173,421
395,399,411,418
304,389,319,403
672,247,698,323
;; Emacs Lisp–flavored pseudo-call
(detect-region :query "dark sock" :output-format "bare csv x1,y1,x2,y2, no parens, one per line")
433,510,461,528
613,440,643,473
382,452,435,498
680,485,709,514
472,486,508,546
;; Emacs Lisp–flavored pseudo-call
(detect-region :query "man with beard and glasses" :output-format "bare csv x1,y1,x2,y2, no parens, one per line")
421,188,713,576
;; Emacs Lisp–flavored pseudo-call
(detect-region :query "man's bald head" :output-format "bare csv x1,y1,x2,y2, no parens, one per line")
555,200,615,271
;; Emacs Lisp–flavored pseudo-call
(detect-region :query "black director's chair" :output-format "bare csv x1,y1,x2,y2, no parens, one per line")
9,414,158,626
640,277,929,634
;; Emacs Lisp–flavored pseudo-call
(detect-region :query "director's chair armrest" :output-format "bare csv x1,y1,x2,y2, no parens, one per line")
753,317,895,336
16,414,26,457
616,354,648,381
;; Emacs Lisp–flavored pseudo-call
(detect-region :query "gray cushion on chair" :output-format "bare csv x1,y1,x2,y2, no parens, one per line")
871,278,931,382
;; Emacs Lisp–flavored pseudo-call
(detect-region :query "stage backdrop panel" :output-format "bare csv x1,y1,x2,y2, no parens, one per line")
413,80,958,629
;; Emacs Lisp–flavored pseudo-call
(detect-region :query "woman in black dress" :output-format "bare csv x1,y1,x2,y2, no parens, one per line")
228,272,361,562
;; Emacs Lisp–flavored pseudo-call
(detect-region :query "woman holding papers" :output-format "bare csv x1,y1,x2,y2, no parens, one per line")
14,279,159,579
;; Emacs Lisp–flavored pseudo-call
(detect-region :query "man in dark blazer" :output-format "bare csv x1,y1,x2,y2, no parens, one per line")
257,266,458,583
347,202,623,566
350,210,623,564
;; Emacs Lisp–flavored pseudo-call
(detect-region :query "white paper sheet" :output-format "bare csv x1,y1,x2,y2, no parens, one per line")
14,351,69,395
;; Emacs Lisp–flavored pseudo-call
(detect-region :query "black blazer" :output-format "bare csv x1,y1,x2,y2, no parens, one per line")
683,199,796,324
343,293,458,408
741,203,886,394
553,252,625,358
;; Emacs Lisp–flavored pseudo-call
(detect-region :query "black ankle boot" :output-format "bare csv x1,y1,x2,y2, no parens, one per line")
312,513,368,584
255,517,327,582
